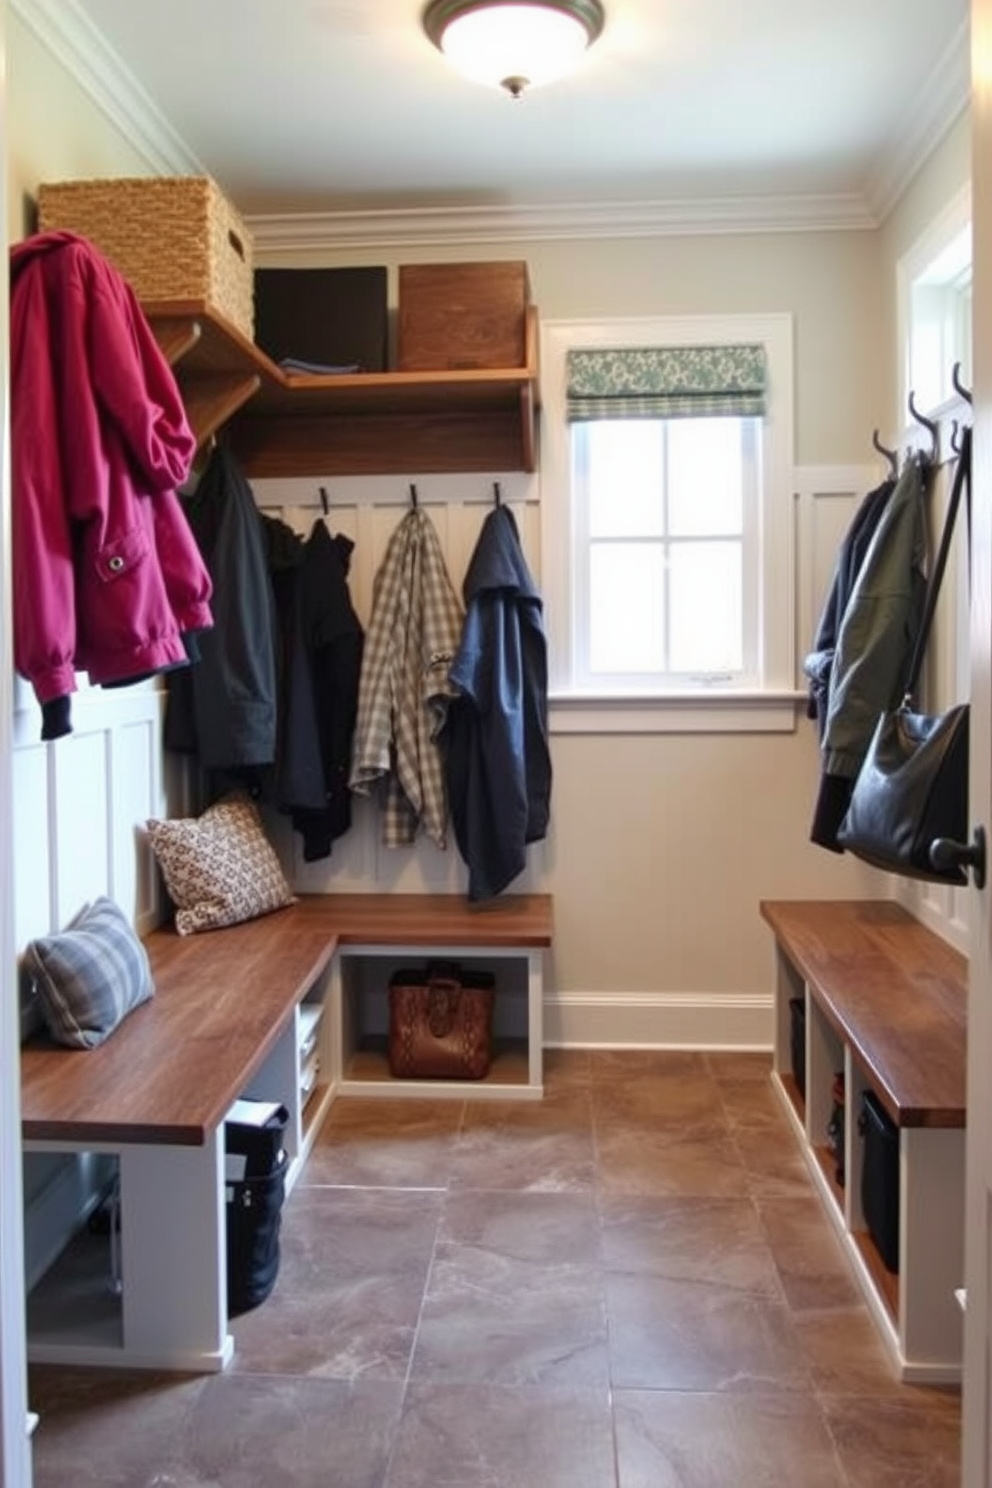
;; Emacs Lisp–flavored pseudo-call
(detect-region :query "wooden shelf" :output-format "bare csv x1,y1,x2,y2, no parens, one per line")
143,298,540,477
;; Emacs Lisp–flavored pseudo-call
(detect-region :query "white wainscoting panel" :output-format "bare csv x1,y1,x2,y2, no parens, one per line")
12,683,167,945
793,463,881,681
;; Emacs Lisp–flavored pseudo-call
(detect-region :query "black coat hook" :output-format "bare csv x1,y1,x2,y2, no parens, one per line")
950,419,962,456
318,485,330,516
952,361,973,405
493,481,502,507
409,483,418,509
871,428,899,480
907,391,940,464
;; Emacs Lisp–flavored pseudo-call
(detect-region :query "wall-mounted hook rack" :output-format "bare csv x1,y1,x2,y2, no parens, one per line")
952,361,973,406
871,428,899,480
907,391,940,464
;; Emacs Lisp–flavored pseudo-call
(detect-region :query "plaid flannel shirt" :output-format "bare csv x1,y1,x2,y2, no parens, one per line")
349,507,463,846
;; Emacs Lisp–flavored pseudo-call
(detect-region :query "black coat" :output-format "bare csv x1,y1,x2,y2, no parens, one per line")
260,516,364,859
164,446,278,773
445,505,551,901
289,522,364,860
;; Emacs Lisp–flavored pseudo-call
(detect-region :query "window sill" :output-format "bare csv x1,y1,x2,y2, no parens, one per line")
548,689,806,735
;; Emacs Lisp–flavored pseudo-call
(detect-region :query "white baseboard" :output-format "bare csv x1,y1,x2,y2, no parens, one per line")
544,990,773,1050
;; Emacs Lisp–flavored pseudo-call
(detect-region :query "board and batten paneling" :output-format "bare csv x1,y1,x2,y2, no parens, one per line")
12,678,167,950
251,470,543,897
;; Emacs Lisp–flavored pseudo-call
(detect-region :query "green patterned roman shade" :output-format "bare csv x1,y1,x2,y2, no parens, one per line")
566,343,767,421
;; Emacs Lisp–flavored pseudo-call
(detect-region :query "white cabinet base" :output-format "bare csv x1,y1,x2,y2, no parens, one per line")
772,1069,964,1385
25,1134,233,1374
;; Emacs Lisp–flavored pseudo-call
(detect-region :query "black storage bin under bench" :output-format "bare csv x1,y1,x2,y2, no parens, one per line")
859,1089,900,1274
225,1102,290,1315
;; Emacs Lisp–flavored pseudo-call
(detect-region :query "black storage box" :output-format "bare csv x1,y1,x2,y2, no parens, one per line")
254,266,388,372
225,1102,290,1315
859,1089,900,1274
788,996,806,1099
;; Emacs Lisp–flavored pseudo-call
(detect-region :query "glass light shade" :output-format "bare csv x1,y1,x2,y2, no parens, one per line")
432,3,599,94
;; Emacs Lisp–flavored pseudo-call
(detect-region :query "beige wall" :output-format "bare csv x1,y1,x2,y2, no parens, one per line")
278,229,888,467
881,107,971,273
7,9,152,241
10,18,970,1038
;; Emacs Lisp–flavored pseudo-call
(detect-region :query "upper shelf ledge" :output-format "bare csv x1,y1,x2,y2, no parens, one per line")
143,299,540,477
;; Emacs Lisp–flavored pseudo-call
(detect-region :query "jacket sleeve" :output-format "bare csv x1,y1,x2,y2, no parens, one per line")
821,465,926,780
9,262,79,720
87,264,196,493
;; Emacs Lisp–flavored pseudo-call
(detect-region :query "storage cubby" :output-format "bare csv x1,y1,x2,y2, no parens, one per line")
763,899,966,1384
330,943,543,1100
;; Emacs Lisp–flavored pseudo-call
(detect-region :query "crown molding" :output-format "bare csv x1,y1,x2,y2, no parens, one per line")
15,0,965,250
10,0,203,177
866,19,970,222
248,192,877,257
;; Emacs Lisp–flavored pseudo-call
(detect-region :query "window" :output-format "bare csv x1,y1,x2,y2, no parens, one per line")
898,183,972,419
540,314,795,731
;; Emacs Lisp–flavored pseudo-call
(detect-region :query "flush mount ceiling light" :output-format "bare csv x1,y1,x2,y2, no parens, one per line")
423,0,605,98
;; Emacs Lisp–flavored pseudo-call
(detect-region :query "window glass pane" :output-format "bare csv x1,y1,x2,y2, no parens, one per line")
669,542,742,673
589,544,665,672
667,419,743,537
587,421,664,538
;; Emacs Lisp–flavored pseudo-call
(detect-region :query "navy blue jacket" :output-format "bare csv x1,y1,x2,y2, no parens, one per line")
445,505,552,901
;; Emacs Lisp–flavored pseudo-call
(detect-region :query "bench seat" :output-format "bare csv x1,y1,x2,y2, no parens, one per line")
21,892,553,1146
760,898,966,1128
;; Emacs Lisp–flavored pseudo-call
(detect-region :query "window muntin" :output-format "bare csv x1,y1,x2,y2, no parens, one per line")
572,416,758,688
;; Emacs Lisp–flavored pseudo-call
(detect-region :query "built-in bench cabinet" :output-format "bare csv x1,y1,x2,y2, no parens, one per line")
761,899,967,1385
21,893,553,1371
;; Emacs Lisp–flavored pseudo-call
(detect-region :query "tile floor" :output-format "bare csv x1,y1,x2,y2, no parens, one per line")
28,1050,962,1487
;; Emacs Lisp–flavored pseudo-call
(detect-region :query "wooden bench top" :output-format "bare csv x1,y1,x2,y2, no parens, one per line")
760,899,967,1129
20,893,553,1147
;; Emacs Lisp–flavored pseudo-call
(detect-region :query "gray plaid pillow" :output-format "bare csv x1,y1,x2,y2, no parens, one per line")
24,897,155,1049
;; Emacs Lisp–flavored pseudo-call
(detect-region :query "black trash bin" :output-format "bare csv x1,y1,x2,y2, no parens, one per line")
225,1102,290,1315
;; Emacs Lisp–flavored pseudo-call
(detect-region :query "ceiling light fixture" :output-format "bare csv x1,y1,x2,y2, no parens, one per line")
423,0,605,99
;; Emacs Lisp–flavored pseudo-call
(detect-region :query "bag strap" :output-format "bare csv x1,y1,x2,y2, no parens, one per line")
904,423,971,700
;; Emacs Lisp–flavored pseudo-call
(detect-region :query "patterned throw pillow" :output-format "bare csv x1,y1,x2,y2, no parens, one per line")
24,896,155,1049
145,795,295,936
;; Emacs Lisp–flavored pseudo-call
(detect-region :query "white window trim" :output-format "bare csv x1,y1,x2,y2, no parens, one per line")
896,180,972,428
540,313,797,734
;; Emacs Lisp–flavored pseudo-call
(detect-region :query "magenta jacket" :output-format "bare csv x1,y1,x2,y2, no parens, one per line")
10,231,213,738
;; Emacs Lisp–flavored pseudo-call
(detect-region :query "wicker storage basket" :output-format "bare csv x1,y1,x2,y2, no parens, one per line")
37,176,255,339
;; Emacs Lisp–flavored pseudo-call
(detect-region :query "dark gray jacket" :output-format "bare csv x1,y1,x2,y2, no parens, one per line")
811,455,928,849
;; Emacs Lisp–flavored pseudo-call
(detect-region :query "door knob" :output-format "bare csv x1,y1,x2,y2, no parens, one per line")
930,825,987,889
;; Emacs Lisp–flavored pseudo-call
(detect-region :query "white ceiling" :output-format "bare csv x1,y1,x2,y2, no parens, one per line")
22,0,971,232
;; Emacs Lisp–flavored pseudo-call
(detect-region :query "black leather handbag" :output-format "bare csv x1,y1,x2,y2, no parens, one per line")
837,427,971,885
